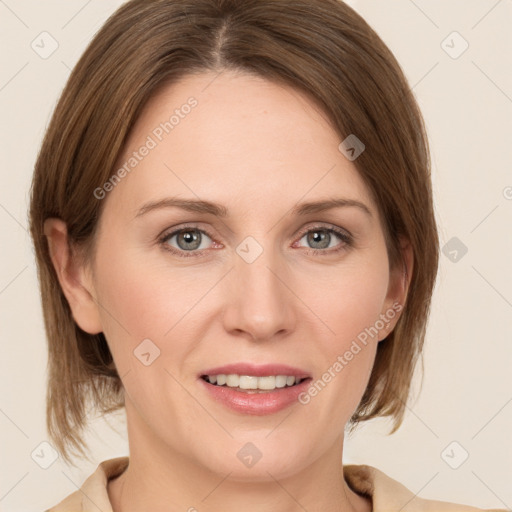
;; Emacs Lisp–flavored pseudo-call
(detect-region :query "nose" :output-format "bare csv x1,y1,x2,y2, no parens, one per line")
222,245,297,342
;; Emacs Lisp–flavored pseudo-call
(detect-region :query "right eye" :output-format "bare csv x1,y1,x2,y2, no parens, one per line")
159,226,217,257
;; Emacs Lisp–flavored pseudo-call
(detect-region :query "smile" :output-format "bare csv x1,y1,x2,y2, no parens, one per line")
201,374,307,392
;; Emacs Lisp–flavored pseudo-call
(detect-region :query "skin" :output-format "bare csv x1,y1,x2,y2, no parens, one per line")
45,70,412,512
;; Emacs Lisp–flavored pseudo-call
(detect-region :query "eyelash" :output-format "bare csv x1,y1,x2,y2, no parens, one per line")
158,223,353,258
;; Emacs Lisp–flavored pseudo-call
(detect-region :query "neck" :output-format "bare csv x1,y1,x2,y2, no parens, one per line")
108,406,371,512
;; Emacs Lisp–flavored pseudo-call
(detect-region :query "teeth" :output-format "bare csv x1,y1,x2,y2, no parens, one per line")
239,375,258,389
275,375,287,388
205,374,302,390
226,374,240,387
258,376,277,390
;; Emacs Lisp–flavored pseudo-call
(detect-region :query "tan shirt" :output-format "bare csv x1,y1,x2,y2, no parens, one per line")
45,457,506,512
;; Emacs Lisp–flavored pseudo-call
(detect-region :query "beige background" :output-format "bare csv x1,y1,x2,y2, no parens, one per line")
1,1,511,510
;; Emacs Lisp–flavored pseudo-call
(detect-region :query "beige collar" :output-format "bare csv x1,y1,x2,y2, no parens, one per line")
46,456,502,512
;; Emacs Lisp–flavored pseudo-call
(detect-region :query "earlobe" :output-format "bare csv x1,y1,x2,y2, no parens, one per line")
43,218,103,334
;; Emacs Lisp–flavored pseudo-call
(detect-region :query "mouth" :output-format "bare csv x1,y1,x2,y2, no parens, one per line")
197,363,313,414
200,374,311,393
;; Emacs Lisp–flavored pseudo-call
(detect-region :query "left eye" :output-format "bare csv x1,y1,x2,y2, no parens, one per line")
296,228,350,251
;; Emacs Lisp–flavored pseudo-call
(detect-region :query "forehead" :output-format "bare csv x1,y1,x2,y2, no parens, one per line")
107,70,375,219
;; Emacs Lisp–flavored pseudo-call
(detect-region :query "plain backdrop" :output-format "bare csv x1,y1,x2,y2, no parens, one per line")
1,1,511,510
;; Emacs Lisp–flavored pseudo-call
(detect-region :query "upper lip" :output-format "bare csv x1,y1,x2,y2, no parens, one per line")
199,363,311,379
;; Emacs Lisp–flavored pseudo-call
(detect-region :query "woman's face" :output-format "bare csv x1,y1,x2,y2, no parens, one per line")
82,70,406,479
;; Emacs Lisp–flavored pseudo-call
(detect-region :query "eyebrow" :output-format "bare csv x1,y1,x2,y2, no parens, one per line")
134,197,373,219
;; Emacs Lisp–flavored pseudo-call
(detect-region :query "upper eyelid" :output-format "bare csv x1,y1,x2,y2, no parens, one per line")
160,222,352,247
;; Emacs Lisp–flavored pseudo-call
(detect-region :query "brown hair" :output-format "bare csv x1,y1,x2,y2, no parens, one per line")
29,0,439,465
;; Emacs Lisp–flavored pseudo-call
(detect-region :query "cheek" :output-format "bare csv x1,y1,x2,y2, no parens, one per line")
91,245,221,379
91,247,167,365
91,251,202,422
295,254,390,416
299,251,390,348
94,245,193,336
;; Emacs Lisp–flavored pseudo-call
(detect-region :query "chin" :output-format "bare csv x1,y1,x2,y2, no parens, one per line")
187,430,317,482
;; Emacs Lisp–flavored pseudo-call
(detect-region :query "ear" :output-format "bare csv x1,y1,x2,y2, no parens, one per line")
377,237,414,342
43,218,103,334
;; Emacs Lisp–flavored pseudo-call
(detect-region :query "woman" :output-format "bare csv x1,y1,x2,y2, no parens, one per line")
29,0,505,510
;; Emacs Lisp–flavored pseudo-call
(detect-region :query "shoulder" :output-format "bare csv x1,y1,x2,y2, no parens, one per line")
45,457,129,512
343,463,507,512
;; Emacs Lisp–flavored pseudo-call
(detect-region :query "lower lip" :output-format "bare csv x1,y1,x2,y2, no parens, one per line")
199,377,312,415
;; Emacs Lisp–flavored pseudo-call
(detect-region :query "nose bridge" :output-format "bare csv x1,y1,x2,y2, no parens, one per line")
224,240,295,340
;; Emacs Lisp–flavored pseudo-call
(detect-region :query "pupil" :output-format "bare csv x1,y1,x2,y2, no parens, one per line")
309,230,329,249
178,230,200,250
